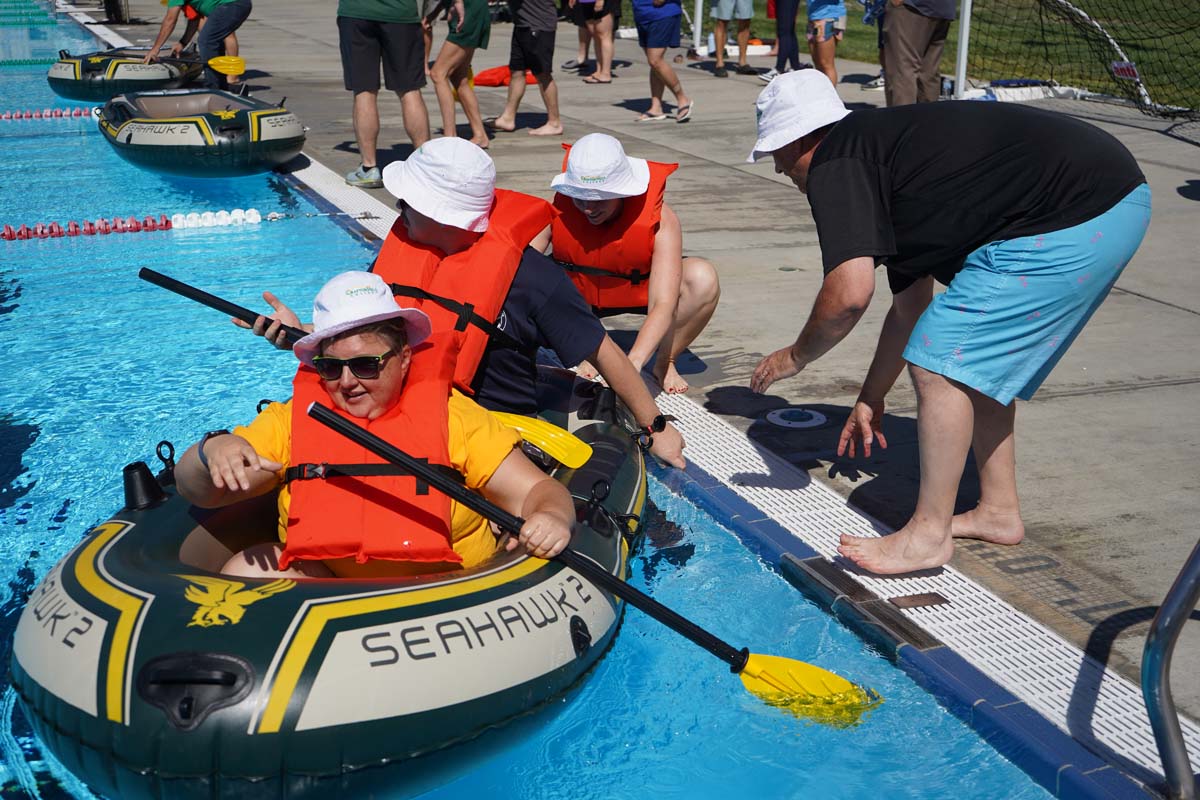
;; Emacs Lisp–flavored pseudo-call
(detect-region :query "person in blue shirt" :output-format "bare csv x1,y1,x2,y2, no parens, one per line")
631,0,693,122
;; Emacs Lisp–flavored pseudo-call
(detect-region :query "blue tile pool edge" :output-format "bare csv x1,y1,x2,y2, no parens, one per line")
647,458,1159,800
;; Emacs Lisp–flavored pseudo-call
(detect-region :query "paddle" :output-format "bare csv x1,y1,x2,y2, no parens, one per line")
137,268,594,469
207,55,245,76
306,401,881,724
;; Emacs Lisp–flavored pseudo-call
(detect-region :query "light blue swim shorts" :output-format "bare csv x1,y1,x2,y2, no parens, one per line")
903,183,1151,405
711,0,754,21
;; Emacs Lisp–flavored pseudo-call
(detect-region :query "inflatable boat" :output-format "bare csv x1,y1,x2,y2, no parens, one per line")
98,89,306,178
47,48,203,102
11,370,646,799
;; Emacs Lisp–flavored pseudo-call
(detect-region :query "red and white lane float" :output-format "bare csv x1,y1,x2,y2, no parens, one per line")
0,107,92,121
1,208,269,242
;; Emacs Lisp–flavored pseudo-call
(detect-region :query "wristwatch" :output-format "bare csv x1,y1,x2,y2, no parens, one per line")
197,429,231,469
641,414,677,436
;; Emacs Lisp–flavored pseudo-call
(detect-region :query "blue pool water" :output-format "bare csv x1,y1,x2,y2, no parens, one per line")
0,14,1052,800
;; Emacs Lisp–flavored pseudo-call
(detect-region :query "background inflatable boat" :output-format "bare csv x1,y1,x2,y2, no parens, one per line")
47,48,203,102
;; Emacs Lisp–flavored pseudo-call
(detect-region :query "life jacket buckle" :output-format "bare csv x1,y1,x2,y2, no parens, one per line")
296,462,329,480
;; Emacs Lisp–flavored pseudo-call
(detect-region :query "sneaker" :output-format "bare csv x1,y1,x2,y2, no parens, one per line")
345,164,382,188
758,68,780,84
862,71,885,91
713,65,729,78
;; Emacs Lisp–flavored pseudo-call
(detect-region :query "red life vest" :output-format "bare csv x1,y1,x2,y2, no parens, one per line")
279,333,462,570
373,189,555,394
551,146,678,311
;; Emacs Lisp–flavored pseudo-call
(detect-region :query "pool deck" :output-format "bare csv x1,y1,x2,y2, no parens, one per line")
90,0,1200,794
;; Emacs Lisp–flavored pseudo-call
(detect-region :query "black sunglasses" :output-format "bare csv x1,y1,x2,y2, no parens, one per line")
311,350,396,381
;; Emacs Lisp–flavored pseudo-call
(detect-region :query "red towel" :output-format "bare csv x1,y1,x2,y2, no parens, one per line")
472,65,540,87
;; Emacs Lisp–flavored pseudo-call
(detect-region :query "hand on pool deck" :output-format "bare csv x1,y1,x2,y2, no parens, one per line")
232,291,307,349
648,422,686,469
750,344,805,394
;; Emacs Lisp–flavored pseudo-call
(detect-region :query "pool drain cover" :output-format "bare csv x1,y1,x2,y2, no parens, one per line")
765,407,828,429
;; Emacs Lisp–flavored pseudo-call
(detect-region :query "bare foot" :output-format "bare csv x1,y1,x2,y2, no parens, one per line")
951,504,1025,545
575,359,599,381
837,525,955,575
485,116,516,132
470,135,490,149
529,122,563,136
653,360,689,394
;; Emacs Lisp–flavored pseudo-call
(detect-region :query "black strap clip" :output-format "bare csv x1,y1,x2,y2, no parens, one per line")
292,462,329,480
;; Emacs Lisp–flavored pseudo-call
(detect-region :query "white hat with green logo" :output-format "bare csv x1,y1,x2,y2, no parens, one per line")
293,271,432,365
551,133,651,201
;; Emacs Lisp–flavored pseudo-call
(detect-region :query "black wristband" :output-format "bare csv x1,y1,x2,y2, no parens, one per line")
197,429,230,469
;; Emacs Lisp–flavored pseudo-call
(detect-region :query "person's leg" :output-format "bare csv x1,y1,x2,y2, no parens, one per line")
838,364,969,574
775,0,800,71
808,19,838,84
399,88,432,147
491,29,530,129
352,90,382,169
735,18,751,67
915,16,949,102
380,21,431,147
223,31,241,84
882,3,921,106
952,396,1025,545
652,256,720,393
712,18,728,71
647,45,690,111
530,73,563,134
576,20,591,66
452,55,489,147
221,543,335,579
423,19,434,76
586,14,614,81
431,39,470,136
643,46,667,116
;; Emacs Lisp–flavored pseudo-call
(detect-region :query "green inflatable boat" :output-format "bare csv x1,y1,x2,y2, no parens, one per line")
47,47,204,102
11,370,646,799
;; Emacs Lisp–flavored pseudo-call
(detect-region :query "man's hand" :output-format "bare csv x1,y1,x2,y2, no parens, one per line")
750,345,804,394
142,51,160,64
837,399,888,459
203,434,283,492
507,511,572,559
452,0,465,32
648,421,686,469
169,42,184,57
232,291,305,350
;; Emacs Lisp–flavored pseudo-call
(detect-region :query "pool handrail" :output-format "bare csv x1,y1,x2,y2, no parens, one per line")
1141,537,1200,800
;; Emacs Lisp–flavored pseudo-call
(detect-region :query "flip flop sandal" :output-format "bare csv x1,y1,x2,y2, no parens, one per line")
675,102,694,123
636,112,670,122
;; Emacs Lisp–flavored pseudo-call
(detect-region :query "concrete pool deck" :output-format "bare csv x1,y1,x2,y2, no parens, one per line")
87,0,1200,793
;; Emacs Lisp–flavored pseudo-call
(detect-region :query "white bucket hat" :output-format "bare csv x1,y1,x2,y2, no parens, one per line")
381,139,496,232
746,70,851,163
551,133,651,201
293,271,432,366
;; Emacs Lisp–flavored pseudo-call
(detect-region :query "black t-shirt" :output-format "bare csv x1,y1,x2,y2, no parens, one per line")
806,102,1146,293
470,248,606,415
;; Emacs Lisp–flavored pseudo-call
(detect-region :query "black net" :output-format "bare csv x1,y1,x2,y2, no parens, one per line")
966,0,1199,120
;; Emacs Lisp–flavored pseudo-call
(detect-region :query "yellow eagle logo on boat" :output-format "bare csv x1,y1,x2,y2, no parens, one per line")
175,575,295,627
212,110,238,120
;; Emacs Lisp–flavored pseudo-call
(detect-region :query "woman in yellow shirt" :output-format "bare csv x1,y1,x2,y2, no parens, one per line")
175,271,574,579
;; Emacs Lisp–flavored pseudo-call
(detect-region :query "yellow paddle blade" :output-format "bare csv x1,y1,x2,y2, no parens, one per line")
492,412,593,469
208,56,245,76
739,653,882,727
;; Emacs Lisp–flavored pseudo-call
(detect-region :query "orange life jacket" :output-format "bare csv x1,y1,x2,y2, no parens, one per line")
279,333,463,570
551,146,678,311
373,189,555,394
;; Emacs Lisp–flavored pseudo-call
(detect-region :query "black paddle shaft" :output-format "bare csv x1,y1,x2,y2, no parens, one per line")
306,402,752,674
138,268,308,345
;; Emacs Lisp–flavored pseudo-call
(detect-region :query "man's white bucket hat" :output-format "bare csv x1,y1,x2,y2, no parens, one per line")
382,139,496,232
551,133,651,201
293,271,432,366
746,70,851,163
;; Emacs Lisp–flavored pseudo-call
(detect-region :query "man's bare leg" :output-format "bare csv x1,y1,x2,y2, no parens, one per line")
529,73,563,135
646,47,689,113
838,365,968,574
736,18,750,66
352,90,381,169
713,19,728,70
398,88,432,147
952,394,1025,544
652,256,720,393
489,72,526,130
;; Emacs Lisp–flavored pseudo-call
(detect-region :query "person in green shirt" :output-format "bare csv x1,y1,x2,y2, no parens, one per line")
143,0,252,90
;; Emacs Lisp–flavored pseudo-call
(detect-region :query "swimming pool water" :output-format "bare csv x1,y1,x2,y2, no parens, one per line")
0,14,1051,800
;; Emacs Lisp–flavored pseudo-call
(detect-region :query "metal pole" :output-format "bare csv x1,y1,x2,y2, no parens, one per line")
1142,537,1200,800
694,0,704,55
953,0,973,99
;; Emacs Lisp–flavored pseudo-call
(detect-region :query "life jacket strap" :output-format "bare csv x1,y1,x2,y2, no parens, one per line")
555,259,648,286
285,461,464,496
389,283,525,351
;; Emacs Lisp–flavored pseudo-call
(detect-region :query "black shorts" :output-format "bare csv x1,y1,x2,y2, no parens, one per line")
509,27,556,75
571,0,618,25
338,16,426,94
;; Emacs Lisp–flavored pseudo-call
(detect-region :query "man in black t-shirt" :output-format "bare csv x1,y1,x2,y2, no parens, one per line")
746,71,1150,576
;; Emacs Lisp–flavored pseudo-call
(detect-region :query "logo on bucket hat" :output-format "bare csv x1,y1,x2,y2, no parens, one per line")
551,133,651,201
293,271,432,366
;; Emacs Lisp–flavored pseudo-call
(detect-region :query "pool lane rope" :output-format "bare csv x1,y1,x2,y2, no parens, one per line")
0,107,94,120
1,208,380,241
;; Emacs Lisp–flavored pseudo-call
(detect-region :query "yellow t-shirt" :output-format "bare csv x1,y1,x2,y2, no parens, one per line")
234,391,522,570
